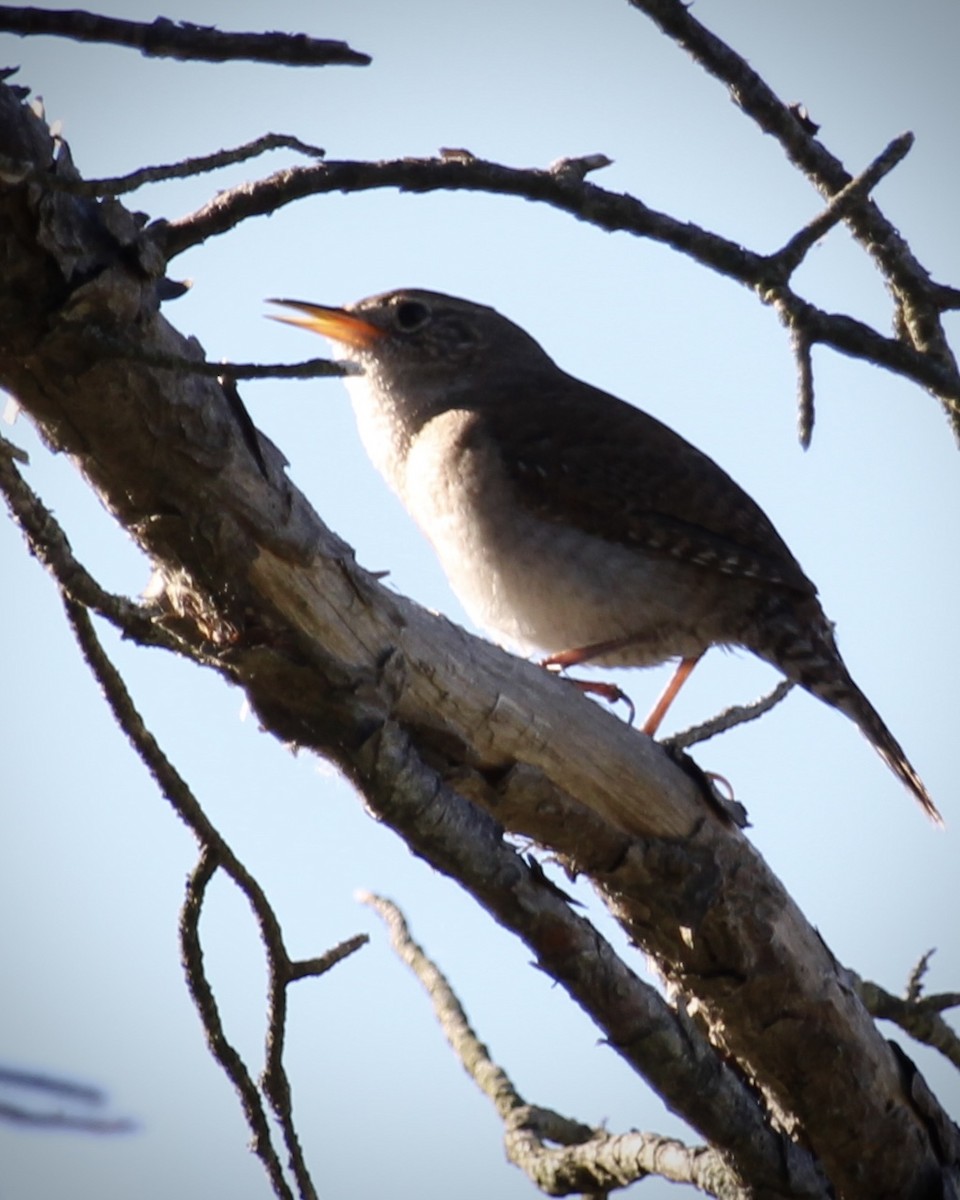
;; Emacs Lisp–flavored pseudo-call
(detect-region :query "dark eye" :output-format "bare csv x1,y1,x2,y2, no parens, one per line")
394,300,430,331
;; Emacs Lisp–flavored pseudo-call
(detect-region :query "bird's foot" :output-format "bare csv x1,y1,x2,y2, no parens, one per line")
542,661,636,725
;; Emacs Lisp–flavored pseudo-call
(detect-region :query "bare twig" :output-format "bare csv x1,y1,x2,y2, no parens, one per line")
158,154,771,266
790,327,816,449
352,757,827,1197
126,349,354,381
358,891,528,1116
288,936,369,982
156,154,960,424
51,589,365,1200
770,133,915,277
180,849,294,1200
663,680,795,752
360,892,744,1198
764,290,960,422
0,8,371,66
59,594,298,1197
0,1066,135,1134
907,949,936,1003
624,0,922,287
0,433,188,654
852,973,960,1072
625,0,960,437
27,133,326,197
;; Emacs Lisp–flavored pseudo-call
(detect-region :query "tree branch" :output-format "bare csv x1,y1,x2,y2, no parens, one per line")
625,0,960,437
47,585,365,1200
769,132,915,277
155,153,960,434
361,892,745,1198
1,61,955,1200
179,848,297,1200
1,418,826,1192
853,952,960,1072
0,1066,134,1134
663,680,794,752
11,132,327,197
0,433,194,655
0,7,371,66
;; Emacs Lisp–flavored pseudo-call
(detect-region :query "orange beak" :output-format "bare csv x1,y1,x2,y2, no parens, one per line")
267,299,385,349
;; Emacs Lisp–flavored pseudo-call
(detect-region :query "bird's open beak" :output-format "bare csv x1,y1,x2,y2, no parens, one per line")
267,299,385,349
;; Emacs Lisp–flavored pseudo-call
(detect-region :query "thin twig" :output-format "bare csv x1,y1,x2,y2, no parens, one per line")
0,1067,135,1134
906,949,936,1003
359,892,741,1198
791,327,815,449
771,133,915,276
159,154,768,269
180,849,294,1200
766,291,960,422
128,349,354,381
0,8,371,66
624,0,920,287
852,970,960,1072
27,133,326,197
358,891,527,1116
288,936,369,982
62,597,298,1195
0,432,188,654
663,680,795,751
53,589,366,1199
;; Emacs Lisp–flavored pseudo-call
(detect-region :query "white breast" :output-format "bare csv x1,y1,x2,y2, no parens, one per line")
398,410,713,665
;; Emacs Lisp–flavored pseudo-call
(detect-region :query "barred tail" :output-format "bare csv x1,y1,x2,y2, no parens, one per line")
826,673,942,824
751,604,942,825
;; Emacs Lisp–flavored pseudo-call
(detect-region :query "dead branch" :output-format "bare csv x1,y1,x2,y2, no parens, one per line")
2,0,959,1187
663,681,795,752
361,892,747,1198
41,585,364,1199
22,133,327,197
3,83,948,1196
0,1066,134,1134
179,848,295,1200
153,152,960,439
0,7,371,66
852,953,960,1072
0,386,824,1192
626,0,960,437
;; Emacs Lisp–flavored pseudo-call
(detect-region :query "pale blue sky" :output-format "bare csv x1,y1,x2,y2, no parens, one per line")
2,3,958,1198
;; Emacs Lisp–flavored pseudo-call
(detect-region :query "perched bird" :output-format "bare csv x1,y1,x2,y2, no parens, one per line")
271,288,940,823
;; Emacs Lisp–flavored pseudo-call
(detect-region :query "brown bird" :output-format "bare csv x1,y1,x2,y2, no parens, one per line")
271,288,940,823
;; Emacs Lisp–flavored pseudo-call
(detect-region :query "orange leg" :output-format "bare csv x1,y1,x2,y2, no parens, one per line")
542,639,705,733
542,636,639,670
641,653,704,736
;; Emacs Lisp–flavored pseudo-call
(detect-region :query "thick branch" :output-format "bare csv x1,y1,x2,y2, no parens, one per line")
1,84,953,1199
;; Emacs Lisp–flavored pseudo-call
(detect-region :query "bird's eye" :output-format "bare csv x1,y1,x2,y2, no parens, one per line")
394,300,431,331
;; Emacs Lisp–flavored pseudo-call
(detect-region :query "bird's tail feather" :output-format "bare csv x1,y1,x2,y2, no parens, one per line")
751,604,941,824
